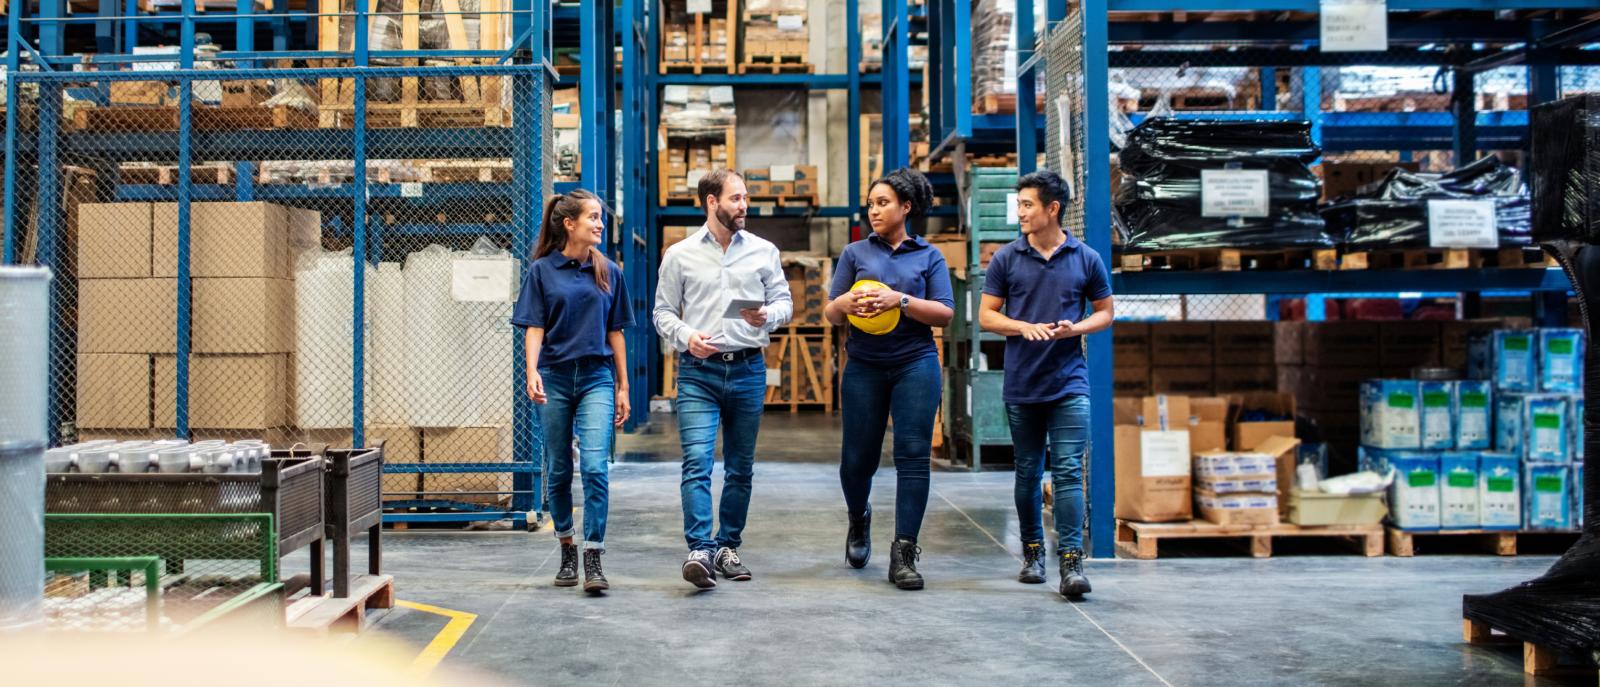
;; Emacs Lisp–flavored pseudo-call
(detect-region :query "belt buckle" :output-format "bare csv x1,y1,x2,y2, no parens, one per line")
720,352,736,362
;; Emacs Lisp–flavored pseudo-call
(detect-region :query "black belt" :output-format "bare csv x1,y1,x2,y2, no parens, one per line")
684,348,762,363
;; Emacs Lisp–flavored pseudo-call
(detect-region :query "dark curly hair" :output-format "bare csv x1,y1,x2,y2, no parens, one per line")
869,167,935,219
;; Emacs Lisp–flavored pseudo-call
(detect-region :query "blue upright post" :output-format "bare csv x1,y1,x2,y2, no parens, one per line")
352,1,370,448
235,0,259,200
96,0,117,54
3,5,21,264
39,0,64,56
508,0,544,515
1015,0,1036,175
1081,0,1115,560
176,0,197,438
620,0,648,430
643,0,664,402
580,0,606,196
953,0,972,139
36,82,65,446
125,0,140,57
883,0,910,170
1260,68,1277,111
1527,22,1558,108
848,0,862,216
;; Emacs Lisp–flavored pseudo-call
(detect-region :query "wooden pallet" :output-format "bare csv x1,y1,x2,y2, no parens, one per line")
318,103,506,129
1117,248,1339,272
747,193,819,208
118,163,235,186
284,573,394,636
764,327,835,414
1338,246,1555,271
70,104,316,132
1116,520,1385,559
1139,88,1259,111
417,160,513,183
657,125,737,207
973,92,1045,115
1463,617,1599,677
739,57,812,74
1388,527,1582,557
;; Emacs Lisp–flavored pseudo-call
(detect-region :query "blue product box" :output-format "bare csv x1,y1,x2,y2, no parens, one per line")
1453,380,1492,451
1574,396,1585,462
1471,330,1537,392
1477,453,1521,530
1495,394,1526,456
1360,379,1420,450
1389,452,1442,531
1523,462,1573,530
1439,452,1480,529
1538,328,1584,393
1524,394,1571,464
1419,380,1455,450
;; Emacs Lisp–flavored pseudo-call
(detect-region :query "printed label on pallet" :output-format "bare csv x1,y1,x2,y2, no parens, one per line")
1427,199,1497,249
1200,169,1269,218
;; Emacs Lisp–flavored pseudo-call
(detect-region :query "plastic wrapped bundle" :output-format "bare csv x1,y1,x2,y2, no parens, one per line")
1114,119,1330,250
456,240,519,425
1323,156,1532,248
403,245,479,427
294,250,373,430
1531,93,1600,244
0,267,49,632
367,262,407,426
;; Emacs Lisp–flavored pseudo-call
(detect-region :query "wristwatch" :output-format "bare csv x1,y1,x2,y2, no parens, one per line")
898,294,911,312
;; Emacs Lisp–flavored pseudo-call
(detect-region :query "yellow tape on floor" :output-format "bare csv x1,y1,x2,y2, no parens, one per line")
396,600,478,678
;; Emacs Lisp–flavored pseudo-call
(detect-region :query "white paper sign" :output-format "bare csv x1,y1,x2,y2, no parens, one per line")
1200,169,1270,218
770,164,796,182
1427,199,1497,249
1320,0,1388,53
687,0,711,14
777,15,804,32
450,258,516,302
687,169,707,191
766,369,781,386
1140,430,1192,478
400,182,423,198
1005,192,1019,225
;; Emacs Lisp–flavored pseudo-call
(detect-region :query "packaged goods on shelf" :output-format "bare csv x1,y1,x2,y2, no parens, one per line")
1388,451,1442,531
1418,380,1455,451
1468,329,1538,392
295,249,375,430
1479,452,1523,530
1113,396,1195,523
1440,452,1481,529
1497,393,1573,463
1524,461,1573,530
1360,379,1420,450
1113,119,1329,251
1538,328,1584,393
743,0,808,59
860,11,928,69
1530,93,1600,243
1574,398,1585,462
1454,380,1493,451
1114,67,1255,110
1320,156,1532,248
660,84,737,131
972,0,1017,100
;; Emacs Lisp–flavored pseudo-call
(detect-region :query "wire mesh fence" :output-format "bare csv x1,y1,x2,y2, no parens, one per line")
5,65,546,522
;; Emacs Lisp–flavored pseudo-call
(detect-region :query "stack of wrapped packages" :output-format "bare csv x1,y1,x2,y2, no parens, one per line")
1322,156,1532,249
1114,118,1330,251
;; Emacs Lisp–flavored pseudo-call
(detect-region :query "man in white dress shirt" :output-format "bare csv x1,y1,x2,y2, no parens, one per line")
653,169,793,590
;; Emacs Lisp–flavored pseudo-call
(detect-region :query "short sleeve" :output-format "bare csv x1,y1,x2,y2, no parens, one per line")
510,263,545,328
607,264,634,331
923,250,955,309
828,246,857,299
981,247,1010,299
1084,249,1112,301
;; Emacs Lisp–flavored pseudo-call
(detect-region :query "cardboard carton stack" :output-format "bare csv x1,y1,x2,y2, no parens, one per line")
1193,438,1301,527
742,0,808,62
781,253,831,326
662,0,731,68
1114,395,1228,523
745,164,818,200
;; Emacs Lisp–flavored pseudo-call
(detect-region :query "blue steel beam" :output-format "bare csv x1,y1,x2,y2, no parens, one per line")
883,0,910,170
620,0,648,430
3,2,20,264
849,0,862,217
1083,0,1117,560
1015,0,1037,176
1114,269,1573,295
36,84,65,445
1109,0,1600,10
175,0,196,437
1108,19,1588,45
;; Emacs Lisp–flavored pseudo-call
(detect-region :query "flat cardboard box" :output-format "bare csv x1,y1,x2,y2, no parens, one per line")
1152,366,1214,395
770,181,796,195
552,113,581,129
78,278,178,354
1114,425,1193,522
747,181,773,196
1229,393,1298,450
76,354,152,429
1196,496,1280,527
153,202,298,279
1257,435,1302,515
1288,489,1388,526
1151,322,1213,366
78,203,154,278
154,354,289,429
1113,322,1151,368
110,81,168,106
194,278,294,354
1214,366,1278,394
1212,322,1275,366
795,164,818,180
1131,395,1192,430
1303,322,1381,367
221,80,273,109
1113,366,1152,396
793,180,818,197
928,235,967,270
662,226,691,251
1379,321,1442,368
423,425,514,506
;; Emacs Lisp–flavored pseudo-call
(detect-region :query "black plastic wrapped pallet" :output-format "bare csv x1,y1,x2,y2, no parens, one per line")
1531,94,1600,244
1323,156,1532,248
1114,119,1332,251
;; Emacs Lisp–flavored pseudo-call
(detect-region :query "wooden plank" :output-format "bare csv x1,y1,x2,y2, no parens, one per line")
286,573,394,636
1524,642,1558,676
1463,618,1495,644
318,0,342,128
401,0,421,129
439,0,482,103
479,0,504,124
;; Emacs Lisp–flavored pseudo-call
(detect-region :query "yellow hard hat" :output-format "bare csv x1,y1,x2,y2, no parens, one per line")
846,279,900,335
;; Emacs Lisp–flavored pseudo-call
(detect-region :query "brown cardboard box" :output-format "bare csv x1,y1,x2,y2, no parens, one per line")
1303,322,1381,367
795,165,818,180
194,278,293,354
76,354,152,429
552,113,581,129
110,81,168,106
1228,393,1298,450
1113,365,1151,396
979,242,1005,269
1296,366,1368,412
221,80,273,109
1152,366,1213,395
793,179,818,197
667,161,689,177
1189,397,1230,453
78,278,178,354
423,425,513,505
747,181,773,196
1114,424,1193,522
662,226,691,252
1195,495,1280,527
665,45,688,61
770,181,795,195
78,203,154,278
744,167,771,181
1151,322,1213,366
154,354,289,429
1214,366,1278,394
153,202,298,279
1260,435,1302,516
307,425,423,500
1113,322,1151,368
928,235,967,269
1274,321,1305,365
1379,321,1442,368
1212,321,1275,366
782,254,831,326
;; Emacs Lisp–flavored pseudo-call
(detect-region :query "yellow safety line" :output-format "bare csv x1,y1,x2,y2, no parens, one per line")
396,599,478,679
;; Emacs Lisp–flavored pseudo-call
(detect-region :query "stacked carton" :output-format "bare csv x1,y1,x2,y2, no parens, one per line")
745,164,817,199
662,1,731,66
742,0,808,61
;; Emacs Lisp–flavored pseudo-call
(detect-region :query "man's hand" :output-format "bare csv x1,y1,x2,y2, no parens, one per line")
1050,320,1079,340
740,306,768,328
614,391,631,428
687,332,719,359
1019,322,1057,342
526,370,547,404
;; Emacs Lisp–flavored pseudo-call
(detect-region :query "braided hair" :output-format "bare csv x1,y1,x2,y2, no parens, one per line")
869,167,935,219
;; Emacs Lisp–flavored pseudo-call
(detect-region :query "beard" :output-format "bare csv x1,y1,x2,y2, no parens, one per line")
716,205,745,233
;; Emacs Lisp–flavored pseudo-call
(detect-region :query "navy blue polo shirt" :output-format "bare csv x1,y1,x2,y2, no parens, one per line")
829,234,955,367
982,234,1111,404
510,252,634,366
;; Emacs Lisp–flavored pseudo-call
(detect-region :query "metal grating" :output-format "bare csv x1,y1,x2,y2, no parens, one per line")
1044,8,1087,239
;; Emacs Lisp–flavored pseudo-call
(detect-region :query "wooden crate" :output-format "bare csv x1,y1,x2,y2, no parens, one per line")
1338,247,1555,271
1116,520,1384,559
658,125,737,206
1388,528,1582,557
764,327,835,413
659,0,737,74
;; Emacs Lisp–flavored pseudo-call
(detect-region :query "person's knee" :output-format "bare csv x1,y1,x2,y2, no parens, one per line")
894,454,931,478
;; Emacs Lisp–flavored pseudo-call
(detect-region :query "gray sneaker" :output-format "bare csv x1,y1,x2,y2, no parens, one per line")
715,547,752,581
682,550,717,589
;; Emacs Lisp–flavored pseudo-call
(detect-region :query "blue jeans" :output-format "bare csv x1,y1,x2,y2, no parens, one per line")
839,353,941,541
675,352,766,552
538,356,616,550
1006,394,1089,554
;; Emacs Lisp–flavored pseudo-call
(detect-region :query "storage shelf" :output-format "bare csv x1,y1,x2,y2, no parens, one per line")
1112,268,1573,296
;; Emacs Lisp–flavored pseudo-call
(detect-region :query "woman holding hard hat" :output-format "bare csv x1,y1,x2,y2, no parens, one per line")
825,167,954,590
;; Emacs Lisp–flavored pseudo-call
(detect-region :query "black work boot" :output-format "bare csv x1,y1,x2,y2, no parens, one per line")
1059,549,1092,598
554,543,579,587
846,507,871,569
1018,542,1047,584
583,549,609,594
888,538,924,590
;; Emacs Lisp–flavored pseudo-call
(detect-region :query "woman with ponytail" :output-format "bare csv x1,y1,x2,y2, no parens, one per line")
823,168,954,590
510,189,633,594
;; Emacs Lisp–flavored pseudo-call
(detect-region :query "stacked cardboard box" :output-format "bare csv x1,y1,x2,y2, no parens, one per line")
662,1,730,66
745,164,818,199
742,0,808,59
1193,438,1301,527
309,425,425,502
422,425,514,506
1113,395,1228,523
781,253,831,326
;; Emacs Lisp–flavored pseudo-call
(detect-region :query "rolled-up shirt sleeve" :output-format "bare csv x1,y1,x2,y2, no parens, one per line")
652,248,693,352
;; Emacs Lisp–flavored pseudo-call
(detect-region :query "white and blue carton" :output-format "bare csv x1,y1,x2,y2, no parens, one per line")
1419,380,1455,450
1574,397,1585,462
1523,462,1573,530
1468,330,1538,392
1360,379,1420,450
1538,328,1584,393
1496,394,1526,456
1388,452,1441,531
1454,380,1492,451
1523,395,1572,463
1439,452,1480,529
1478,452,1521,530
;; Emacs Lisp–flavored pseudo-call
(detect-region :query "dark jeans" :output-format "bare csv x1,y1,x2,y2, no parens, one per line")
839,353,942,540
538,357,615,549
1006,394,1090,554
674,352,766,552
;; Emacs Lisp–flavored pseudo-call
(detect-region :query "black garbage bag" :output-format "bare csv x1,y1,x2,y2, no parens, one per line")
1323,155,1532,248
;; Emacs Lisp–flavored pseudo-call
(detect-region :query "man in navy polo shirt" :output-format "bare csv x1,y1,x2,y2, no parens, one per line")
978,170,1113,599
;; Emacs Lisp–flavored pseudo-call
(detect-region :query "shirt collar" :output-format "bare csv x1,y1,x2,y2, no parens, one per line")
1013,231,1080,261
699,223,745,247
543,251,594,271
867,232,929,254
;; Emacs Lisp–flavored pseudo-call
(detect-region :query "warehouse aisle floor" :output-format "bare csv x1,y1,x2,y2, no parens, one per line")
363,454,1590,685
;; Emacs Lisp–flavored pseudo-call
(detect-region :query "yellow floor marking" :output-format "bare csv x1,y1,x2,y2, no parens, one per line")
396,600,478,678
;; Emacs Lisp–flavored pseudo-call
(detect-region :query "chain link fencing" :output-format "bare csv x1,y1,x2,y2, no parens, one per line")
5,63,547,524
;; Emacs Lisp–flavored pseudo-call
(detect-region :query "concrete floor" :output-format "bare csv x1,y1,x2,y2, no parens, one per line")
362,412,1594,686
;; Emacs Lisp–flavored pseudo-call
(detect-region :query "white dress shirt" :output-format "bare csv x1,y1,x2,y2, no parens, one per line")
653,224,793,352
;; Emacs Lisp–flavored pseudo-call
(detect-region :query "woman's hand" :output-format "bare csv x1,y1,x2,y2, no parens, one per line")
614,391,631,428
527,370,547,404
852,288,904,317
